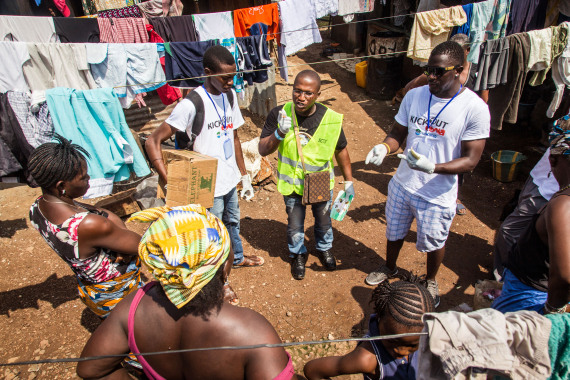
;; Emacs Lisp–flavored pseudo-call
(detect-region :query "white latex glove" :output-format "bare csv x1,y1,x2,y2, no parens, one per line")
397,148,435,174
277,109,292,135
240,174,254,200
365,143,388,166
344,181,355,199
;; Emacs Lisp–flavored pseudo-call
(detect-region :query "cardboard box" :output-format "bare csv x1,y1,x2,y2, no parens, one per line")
158,149,217,209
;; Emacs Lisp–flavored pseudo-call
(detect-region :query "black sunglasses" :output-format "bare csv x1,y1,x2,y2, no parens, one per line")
423,65,460,77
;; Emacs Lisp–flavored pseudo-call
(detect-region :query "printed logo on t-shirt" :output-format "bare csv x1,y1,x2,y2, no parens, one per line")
207,116,234,131
410,115,449,138
248,6,264,15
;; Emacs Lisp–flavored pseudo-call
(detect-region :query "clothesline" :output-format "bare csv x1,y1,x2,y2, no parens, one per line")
0,332,427,367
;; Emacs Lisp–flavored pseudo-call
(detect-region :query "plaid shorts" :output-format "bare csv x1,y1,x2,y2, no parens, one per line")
385,179,456,252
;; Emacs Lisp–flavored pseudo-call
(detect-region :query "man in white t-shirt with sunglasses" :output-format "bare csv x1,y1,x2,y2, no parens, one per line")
364,41,490,307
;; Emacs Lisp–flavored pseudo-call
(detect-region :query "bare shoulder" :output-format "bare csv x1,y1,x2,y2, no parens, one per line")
78,213,114,235
546,193,570,221
348,342,380,374
219,305,281,344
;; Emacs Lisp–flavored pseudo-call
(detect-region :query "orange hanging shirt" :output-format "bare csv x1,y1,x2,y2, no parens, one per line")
233,3,280,43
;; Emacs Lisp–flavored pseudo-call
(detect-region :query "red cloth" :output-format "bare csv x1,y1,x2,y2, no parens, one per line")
98,18,149,43
233,3,280,42
146,24,182,105
53,0,70,17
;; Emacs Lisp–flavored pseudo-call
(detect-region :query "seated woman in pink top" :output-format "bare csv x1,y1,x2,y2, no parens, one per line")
77,204,297,380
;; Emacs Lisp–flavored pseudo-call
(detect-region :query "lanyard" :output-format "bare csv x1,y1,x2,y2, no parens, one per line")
203,85,226,131
427,85,462,129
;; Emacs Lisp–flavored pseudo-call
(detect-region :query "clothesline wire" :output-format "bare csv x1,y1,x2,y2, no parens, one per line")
113,42,475,90
0,332,427,367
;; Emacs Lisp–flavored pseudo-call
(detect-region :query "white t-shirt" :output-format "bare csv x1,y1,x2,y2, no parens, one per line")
530,148,559,200
166,87,245,197
393,85,491,207
0,42,30,92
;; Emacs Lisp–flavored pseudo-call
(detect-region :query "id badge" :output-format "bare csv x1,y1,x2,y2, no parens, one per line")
223,138,233,160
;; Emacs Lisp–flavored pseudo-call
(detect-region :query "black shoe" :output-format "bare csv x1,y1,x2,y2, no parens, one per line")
291,254,307,280
317,250,336,271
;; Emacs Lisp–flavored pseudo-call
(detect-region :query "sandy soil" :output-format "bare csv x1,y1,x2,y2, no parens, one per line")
0,41,544,379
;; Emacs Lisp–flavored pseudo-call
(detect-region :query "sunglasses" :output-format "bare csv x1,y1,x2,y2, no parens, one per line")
423,65,460,77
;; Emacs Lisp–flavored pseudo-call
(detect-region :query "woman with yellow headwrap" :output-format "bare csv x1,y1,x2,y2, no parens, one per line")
77,204,297,380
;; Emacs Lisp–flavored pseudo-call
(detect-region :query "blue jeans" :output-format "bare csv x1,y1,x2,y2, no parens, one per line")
284,191,333,256
209,187,244,265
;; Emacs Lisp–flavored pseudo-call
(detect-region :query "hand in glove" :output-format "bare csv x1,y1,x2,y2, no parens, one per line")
397,148,435,174
240,174,254,200
277,109,292,136
344,181,355,199
365,143,389,166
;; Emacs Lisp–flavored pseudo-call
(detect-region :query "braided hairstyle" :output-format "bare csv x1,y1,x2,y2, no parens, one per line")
371,276,435,327
28,134,90,190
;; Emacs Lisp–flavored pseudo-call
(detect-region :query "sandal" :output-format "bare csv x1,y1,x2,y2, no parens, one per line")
223,283,239,306
456,201,467,216
233,255,265,268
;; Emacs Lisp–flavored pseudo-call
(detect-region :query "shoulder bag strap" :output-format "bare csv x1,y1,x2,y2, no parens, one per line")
292,107,307,173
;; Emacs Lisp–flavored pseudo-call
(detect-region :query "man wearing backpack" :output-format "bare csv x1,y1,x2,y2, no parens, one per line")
145,45,264,305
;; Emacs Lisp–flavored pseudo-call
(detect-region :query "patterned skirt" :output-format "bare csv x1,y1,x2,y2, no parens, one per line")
77,258,144,318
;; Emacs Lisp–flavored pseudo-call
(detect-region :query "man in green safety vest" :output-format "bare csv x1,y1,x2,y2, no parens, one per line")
258,70,354,280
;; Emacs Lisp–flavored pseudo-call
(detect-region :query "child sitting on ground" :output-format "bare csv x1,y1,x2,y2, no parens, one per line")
304,277,435,380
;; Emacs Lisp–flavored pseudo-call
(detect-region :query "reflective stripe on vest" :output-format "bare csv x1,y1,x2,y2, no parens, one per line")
277,102,343,196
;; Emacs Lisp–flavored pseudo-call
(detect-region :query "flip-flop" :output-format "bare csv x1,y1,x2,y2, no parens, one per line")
233,255,265,268
456,202,467,215
223,283,239,306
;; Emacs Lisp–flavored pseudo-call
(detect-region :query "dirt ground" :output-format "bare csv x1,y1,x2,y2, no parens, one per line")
0,41,546,379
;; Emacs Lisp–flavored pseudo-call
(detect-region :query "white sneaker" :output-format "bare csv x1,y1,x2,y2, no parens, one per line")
365,265,398,286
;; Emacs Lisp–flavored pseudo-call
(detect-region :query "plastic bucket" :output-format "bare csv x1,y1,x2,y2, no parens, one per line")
490,150,527,182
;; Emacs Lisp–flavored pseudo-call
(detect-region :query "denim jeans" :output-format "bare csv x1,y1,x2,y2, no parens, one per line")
284,191,333,256
209,187,244,265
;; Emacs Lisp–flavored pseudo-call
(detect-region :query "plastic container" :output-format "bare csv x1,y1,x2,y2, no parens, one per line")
355,60,368,88
490,150,527,183
331,190,354,221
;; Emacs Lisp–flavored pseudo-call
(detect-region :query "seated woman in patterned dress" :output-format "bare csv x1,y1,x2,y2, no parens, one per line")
28,134,143,319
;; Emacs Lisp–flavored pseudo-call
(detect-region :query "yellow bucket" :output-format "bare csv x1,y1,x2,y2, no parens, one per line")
490,150,527,182
355,60,368,88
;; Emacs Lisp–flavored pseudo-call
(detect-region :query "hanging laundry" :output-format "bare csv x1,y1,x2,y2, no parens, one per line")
164,40,217,88
393,0,412,27
544,0,561,28
279,0,322,56
451,3,473,37
311,0,339,20
52,0,71,17
236,35,272,86
82,0,98,15
86,43,166,109
417,0,440,12
548,27,570,118
529,23,569,86
6,91,53,148
338,0,375,20
23,43,97,94
546,314,570,380
0,15,59,43
467,0,511,64
98,18,149,43
54,18,100,43
148,15,197,42
417,309,552,380
0,42,30,92
473,37,509,91
98,4,142,18
277,44,288,82
0,93,35,184
193,11,235,41
45,87,150,198
233,3,280,42
94,0,137,12
138,0,183,18
407,6,467,62
561,2,570,23
507,0,548,35
146,24,182,105
487,33,531,130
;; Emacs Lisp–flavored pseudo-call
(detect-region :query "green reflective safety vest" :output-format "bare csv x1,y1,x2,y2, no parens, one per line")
277,102,343,196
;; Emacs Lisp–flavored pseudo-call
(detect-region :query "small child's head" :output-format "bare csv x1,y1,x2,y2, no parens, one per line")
371,277,435,358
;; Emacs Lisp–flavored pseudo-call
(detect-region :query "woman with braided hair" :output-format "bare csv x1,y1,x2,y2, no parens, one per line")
304,276,435,380
28,134,144,319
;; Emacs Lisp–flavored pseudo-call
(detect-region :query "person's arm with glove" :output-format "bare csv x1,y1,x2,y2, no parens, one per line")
335,147,354,199
259,108,291,156
397,139,486,174
233,130,255,200
365,123,408,166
